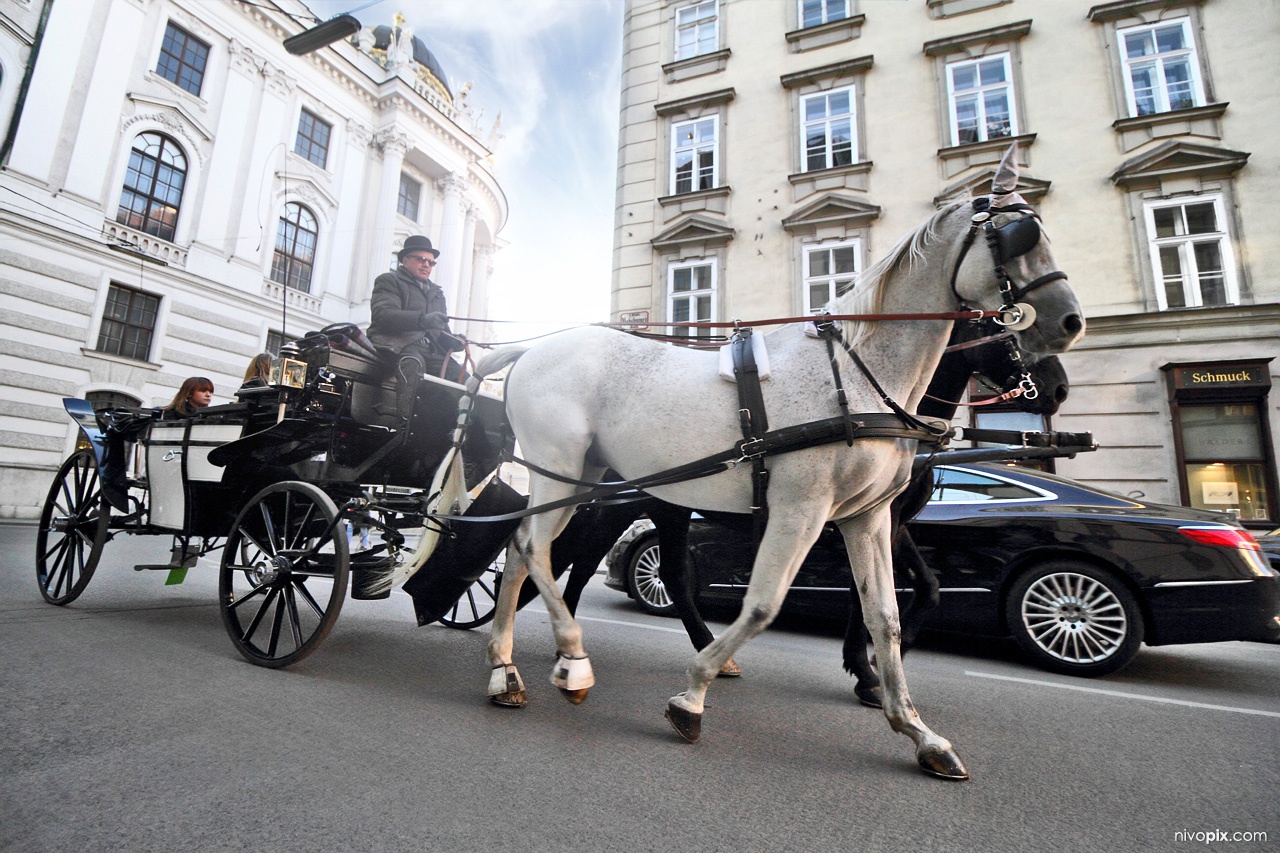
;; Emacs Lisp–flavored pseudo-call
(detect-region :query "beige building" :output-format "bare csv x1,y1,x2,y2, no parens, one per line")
611,0,1279,528
0,0,507,518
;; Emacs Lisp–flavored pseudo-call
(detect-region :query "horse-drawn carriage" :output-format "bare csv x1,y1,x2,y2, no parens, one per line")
36,332,512,667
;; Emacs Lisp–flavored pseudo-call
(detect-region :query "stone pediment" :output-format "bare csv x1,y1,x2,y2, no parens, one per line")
934,170,1050,206
125,93,214,142
651,215,735,252
781,194,881,232
1111,141,1249,188
273,173,339,213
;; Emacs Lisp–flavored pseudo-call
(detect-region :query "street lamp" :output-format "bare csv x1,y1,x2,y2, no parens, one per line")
283,14,361,56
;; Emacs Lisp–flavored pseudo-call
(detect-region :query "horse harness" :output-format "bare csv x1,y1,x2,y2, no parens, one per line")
447,198,1072,528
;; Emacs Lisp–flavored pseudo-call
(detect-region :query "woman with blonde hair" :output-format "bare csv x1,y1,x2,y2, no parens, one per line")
242,353,272,389
163,376,214,418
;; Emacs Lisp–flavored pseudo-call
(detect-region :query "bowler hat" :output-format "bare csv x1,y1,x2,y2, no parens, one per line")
398,235,439,260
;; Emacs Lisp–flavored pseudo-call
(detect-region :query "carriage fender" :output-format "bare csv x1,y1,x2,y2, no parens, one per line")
63,398,108,466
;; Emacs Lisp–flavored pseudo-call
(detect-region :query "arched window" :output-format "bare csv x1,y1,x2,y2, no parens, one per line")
116,132,187,242
86,390,142,412
270,203,317,292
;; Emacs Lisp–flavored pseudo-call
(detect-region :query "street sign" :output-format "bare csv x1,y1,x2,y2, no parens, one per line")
618,310,649,330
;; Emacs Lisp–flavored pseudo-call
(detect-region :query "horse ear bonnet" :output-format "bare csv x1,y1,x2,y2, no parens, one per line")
995,216,1041,260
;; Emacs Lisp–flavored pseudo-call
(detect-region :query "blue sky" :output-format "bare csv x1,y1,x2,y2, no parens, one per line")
304,0,625,337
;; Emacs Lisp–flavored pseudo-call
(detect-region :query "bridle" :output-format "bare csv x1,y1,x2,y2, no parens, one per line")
945,196,1070,402
948,196,1068,332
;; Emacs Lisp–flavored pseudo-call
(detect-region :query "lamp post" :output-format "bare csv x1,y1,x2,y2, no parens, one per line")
283,14,361,56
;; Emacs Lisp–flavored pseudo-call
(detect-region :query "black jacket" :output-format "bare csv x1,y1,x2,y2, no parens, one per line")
367,265,454,352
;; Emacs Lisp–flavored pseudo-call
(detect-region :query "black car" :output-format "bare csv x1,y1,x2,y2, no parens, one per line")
604,463,1280,676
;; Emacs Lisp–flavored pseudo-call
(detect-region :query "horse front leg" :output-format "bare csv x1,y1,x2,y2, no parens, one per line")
839,513,969,781
665,509,826,742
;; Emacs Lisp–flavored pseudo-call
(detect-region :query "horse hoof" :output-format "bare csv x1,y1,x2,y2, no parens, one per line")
665,701,702,743
854,683,883,709
717,658,742,678
917,748,970,781
489,691,527,709
558,687,589,705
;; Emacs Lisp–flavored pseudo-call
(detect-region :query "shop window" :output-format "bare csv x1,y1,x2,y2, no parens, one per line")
1166,361,1275,526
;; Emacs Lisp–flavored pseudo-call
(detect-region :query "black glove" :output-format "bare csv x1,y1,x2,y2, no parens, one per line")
420,312,449,331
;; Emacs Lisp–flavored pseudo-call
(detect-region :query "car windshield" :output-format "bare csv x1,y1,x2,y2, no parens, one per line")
930,467,1049,503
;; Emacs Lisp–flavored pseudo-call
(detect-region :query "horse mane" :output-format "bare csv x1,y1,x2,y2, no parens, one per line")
827,200,967,349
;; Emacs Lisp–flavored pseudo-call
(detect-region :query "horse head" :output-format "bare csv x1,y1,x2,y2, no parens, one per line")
921,318,1069,420
948,145,1085,357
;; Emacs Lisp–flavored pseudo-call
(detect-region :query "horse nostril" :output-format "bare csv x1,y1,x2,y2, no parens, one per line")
1062,314,1084,336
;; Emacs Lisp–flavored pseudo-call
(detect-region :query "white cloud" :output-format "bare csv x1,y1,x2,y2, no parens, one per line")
304,0,624,337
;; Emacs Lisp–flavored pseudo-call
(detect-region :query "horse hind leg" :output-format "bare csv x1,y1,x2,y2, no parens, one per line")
648,502,740,678
487,538,531,708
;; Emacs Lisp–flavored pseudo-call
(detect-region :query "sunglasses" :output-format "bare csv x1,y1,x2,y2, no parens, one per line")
404,255,437,266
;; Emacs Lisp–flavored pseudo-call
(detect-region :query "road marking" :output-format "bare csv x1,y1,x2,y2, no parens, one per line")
524,605,690,635
966,671,1280,718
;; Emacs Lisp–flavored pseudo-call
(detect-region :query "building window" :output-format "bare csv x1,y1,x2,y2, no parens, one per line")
803,240,859,313
671,117,718,195
1118,17,1203,117
946,53,1016,146
397,173,421,221
675,1,718,61
800,0,848,28
1143,195,1236,310
668,260,716,340
801,87,856,172
270,203,318,293
96,284,159,362
155,22,209,96
266,330,295,356
116,132,187,242
293,109,331,169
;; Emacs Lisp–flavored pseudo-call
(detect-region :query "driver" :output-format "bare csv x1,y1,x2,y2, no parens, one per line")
366,235,465,420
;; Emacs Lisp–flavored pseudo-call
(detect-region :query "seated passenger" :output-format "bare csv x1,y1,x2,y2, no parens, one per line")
162,377,214,419
239,353,272,392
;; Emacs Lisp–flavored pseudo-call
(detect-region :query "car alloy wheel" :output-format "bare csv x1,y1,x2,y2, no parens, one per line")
627,535,676,616
1006,560,1143,677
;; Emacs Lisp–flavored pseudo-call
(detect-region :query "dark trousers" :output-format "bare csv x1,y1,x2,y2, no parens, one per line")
399,339,466,383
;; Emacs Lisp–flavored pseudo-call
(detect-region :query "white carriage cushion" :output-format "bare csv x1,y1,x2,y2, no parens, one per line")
718,332,771,383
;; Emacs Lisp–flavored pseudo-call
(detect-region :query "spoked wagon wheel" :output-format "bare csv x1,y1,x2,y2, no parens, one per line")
36,450,111,605
219,481,349,668
438,553,503,630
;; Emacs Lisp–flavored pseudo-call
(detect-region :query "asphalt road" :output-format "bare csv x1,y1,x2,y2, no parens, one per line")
2,521,1276,852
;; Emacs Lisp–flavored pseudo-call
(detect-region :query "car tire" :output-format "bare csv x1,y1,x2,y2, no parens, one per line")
626,533,677,617
1005,560,1144,677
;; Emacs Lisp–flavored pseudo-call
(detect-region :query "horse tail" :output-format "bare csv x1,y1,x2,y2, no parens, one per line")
467,346,529,396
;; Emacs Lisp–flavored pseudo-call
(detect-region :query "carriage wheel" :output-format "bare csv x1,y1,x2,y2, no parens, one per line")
219,482,349,668
36,451,111,605
438,552,503,630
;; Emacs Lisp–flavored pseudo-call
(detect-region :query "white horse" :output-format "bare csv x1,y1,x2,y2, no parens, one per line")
469,156,1084,780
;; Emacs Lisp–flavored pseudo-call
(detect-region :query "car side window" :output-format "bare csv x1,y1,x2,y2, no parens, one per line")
930,468,1045,503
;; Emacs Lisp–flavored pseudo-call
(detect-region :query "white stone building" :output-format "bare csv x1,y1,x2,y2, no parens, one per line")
612,0,1279,528
0,0,507,518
